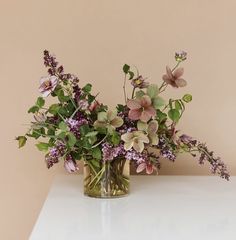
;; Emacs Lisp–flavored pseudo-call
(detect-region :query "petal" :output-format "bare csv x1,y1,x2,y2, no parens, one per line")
127,99,141,110
40,76,49,84
140,111,151,122
173,67,184,78
107,110,116,121
94,120,107,129
50,76,58,85
140,95,152,107
121,132,134,142
136,163,146,173
149,133,159,145
148,120,158,133
128,108,142,120
135,131,149,143
124,141,134,151
110,117,123,128
145,106,156,117
137,121,148,131
133,140,144,152
166,66,173,79
175,78,187,87
162,74,172,83
97,112,107,121
146,164,154,174
41,89,51,97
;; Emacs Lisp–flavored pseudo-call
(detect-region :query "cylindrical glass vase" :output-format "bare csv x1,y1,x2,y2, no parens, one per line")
84,158,130,198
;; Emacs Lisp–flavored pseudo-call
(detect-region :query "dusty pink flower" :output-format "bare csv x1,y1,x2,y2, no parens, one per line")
39,76,58,97
162,66,187,88
127,95,156,122
89,101,100,111
136,162,155,174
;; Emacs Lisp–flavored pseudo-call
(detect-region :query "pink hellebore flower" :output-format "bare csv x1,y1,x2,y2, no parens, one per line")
64,158,79,173
39,76,58,97
127,95,156,122
136,162,155,174
162,66,187,88
89,101,100,112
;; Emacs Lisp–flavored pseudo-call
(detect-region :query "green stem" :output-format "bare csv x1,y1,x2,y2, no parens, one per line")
131,87,136,99
91,134,108,149
123,74,127,104
30,130,57,139
88,166,105,187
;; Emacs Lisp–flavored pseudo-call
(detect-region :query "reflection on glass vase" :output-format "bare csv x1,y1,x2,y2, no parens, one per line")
84,158,130,198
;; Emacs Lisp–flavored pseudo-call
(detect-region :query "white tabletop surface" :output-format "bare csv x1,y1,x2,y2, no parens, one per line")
30,175,236,240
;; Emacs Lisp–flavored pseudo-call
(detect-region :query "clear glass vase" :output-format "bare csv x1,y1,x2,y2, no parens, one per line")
84,158,130,198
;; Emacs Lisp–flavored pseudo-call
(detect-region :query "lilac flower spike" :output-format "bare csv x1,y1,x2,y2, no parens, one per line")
39,76,58,97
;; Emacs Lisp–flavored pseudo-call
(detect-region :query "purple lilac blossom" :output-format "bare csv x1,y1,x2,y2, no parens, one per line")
73,85,82,103
43,50,80,83
66,118,88,138
117,110,136,134
197,143,230,180
102,143,125,161
45,142,66,168
158,137,176,161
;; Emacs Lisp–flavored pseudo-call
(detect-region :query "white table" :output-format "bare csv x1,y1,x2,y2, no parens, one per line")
30,175,236,240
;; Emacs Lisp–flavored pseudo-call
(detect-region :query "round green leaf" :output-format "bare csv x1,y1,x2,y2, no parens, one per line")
182,94,192,103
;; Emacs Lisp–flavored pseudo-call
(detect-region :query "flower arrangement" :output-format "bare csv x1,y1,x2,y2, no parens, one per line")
16,50,229,197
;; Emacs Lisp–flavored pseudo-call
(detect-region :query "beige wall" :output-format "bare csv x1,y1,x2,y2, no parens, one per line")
1,0,236,239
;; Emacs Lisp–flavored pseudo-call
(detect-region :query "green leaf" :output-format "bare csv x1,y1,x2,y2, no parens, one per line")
175,100,182,111
88,136,97,145
36,97,45,108
67,132,77,147
135,90,145,98
111,131,121,145
153,97,165,109
85,131,98,137
57,132,66,140
82,84,92,93
48,104,60,114
182,94,192,103
96,127,107,134
47,129,55,136
128,71,134,80
35,142,49,151
58,107,68,116
59,121,68,131
90,159,101,168
147,84,159,99
57,89,70,102
116,104,125,113
28,105,39,113
80,125,90,136
168,109,181,122
156,110,167,122
123,64,130,74
92,147,102,160
71,152,81,160
88,95,95,104
16,136,27,148
48,138,55,147
26,130,41,139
